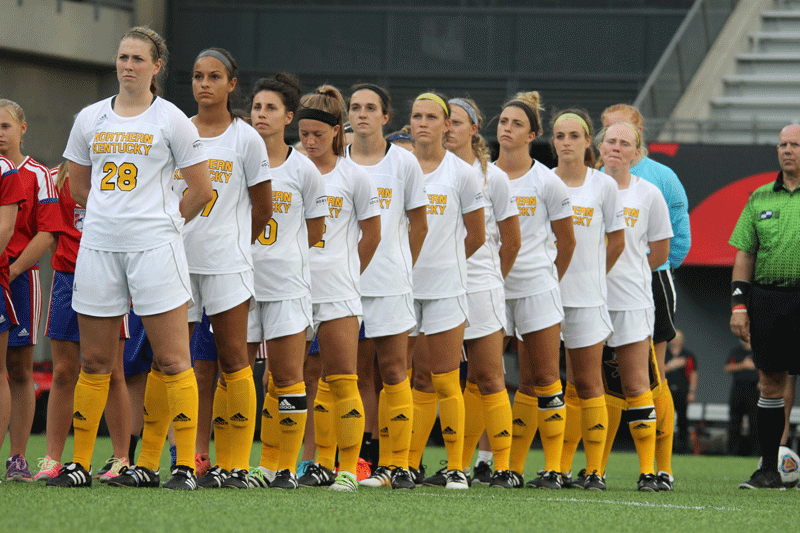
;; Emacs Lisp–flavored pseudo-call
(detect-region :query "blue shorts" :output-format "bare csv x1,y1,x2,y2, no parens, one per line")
46,271,79,342
8,260,41,346
192,310,218,362
123,308,153,377
0,286,17,335
308,321,366,355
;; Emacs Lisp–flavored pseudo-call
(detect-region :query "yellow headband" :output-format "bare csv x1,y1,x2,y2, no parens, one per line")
611,121,641,148
415,93,449,118
554,113,590,136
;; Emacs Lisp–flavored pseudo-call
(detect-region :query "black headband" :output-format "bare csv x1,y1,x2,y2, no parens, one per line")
353,84,389,110
195,50,235,77
129,30,161,59
505,101,539,133
296,107,339,127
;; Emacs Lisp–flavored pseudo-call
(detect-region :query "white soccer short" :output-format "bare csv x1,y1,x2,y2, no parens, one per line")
505,286,564,339
188,271,255,322
73,236,192,317
247,296,312,343
306,297,363,341
464,287,506,340
362,293,415,338
410,294,468,337
562,305,613,350
607,308,655,348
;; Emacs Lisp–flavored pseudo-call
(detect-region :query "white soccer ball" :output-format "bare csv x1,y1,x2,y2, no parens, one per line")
758,446,800,488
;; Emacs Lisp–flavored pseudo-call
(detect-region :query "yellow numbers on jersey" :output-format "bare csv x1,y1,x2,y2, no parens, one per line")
181,188,219,217
313,223,327,248
101,162,138,191
257,219,279,246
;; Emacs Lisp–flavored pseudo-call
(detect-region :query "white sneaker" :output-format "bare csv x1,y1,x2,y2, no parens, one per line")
329,471,358,492
445,469,469,489
359,465,391,487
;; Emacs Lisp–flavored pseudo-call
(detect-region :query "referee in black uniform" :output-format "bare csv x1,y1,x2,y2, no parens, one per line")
730,124,800,489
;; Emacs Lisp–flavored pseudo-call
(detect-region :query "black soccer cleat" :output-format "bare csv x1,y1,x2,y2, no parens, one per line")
583,471,606,491
221,468,249,489
409,464,426,485
163,465,197,490
297,462,335,487
637,473,659,492
574,468,587,488
489,469,522,489
471,461,493,485
527,470,562,489
390,467,415,490
560,471,574,489
422,463,448,487
656,471,674,491
45,462,92,488
198,466,228,488
270,469,299,489
738,468,784,489
107,465,160,488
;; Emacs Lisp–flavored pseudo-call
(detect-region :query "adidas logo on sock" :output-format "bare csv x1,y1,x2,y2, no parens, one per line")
314,405,329,413
494,430,511,438
342,409,362,419
545,413,563,422
279,417,296,427
173,413,191,422
588,424,605,431
546,397,564,408
230,413,247,422
441,426,456,435
262,408,272,419
512,418,526,427
732,288,743,296
213,416,228,426
72,411,87,421
656,429,665,437
379,426,389,435
390,414,409,422
632,423,651,430
648,410,657,420
279,399,294,411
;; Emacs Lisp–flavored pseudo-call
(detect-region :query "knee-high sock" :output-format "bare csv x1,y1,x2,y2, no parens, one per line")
535,381,566,473
259,374,279,471
560,382,581,475
653,380,674,475
377,389,390,467
462,381,484,469
138,370,171,471
327,374,364,476
313,379,337,471
581,395,608,475
408,388,437,470
626,390,656,475
482,389,513,472
431,369,465,471
213,381,231,471
384,378,413,470
758,396,786,473
600,396,623,477
224,367,257,472
509,391,538,474
276,381,307,473
165,369,199,471
71,371,111,470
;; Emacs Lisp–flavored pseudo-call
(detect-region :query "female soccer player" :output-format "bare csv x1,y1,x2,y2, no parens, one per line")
0,99,61,482
295,85,381,492
406,92,485,490
347,84,428,489
443,97,520,488
494,92,576,489
172,47,272,490
0,154,24,484
35,163,133,482
599,122,671,491
550,109,625,491
47,26,213,489
247,73,328,490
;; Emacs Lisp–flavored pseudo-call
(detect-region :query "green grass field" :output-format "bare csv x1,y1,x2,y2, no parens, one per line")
0,436,793,533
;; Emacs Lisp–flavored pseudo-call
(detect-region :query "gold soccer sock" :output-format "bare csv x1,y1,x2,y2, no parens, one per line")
327,374,364,476
535,381,566,473
213,381,231,471
654,380,675,475
408,388,437,470
71,371,111,469
275,381,307,473
384,378,413,470
165,369,199,470
137,370,171,471
482,389,513,472
259,374,279,471
462,381,484,469
600,396,623,477
377,389,390,467
560,382,581,475
313,379,337,471
581,395,608,475
627,390,656,475
223,367,257,472
509,391,538,474
431,369,465,472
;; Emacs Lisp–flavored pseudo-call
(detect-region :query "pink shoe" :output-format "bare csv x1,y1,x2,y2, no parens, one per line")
34,456,62,481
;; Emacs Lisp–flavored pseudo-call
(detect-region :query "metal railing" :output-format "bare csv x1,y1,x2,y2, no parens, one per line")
645,117,800,144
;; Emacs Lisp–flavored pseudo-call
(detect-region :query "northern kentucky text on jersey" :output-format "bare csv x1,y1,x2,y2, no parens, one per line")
624,207,639,227
427,193,446,214
516,196,536,216
328,196,343,218
273,191,292,213
174,159,233,183
573,206,593,226
377,188,392,209
92,132,154,155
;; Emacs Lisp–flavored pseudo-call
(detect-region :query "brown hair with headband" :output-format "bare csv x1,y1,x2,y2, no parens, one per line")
194,47,240,118
503,91,543,137
121,26,168,95
350,84,393,118
550,108,596,167
299,85,347,157
450,97,490,178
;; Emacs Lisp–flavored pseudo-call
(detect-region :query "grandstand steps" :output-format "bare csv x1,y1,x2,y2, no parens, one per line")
748,31,800,51
723,74,800,97
710,96,800,121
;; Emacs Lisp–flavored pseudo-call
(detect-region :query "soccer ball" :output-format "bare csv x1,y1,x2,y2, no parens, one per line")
758,446,800,488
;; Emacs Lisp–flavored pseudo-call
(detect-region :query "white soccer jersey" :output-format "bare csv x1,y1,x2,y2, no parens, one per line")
607,175,673,311
251,147,328,302
504,161,573,299
309,157,380,303
558,168,625,307
413,151,484,300
466,159,517,293
63,96,207,252
173,118,271,274
347,144,428,297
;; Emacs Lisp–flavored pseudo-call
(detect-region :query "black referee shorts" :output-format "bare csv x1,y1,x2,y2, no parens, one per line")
651,269,676,344
749,284,800,374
